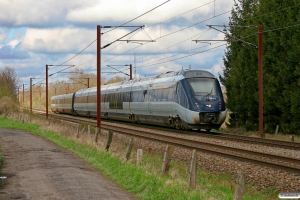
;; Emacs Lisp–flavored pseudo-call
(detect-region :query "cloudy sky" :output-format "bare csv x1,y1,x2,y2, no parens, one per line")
0,0,235,89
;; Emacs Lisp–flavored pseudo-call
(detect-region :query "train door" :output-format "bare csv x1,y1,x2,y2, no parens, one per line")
114,86,130,120
130,80,151,123
174,82,187,124
109,93,118,116
146,83,153,123
149,86,175,125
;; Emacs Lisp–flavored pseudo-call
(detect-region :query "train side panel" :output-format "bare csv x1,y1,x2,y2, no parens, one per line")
130,79,152,123
74,89,88,116
51,69,227,132
148,77,177,126
86,87,97,117
50,94,73,114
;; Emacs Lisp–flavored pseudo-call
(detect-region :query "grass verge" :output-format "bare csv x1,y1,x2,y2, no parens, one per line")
0,115,279,200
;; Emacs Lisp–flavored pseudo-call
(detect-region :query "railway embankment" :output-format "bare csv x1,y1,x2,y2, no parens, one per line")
1,112,298,200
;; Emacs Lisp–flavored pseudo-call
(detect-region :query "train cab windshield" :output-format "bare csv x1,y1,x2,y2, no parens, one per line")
186,78,216,96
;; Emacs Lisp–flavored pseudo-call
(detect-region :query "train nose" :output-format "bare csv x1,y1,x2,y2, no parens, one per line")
200,113,218,124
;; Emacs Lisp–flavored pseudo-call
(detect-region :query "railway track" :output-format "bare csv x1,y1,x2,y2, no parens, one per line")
102,118,300,151
30,108,300,150
31,110,300,175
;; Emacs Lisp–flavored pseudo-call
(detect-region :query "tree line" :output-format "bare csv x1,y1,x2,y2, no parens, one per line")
220,0,300,134
19,67,127,110
0,66,19,115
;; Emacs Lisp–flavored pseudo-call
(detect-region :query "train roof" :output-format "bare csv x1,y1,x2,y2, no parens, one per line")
68,69,215,95
102,69,214,86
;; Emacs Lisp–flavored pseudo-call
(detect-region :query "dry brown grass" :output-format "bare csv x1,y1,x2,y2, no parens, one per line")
220,111,299,143
221,126,300,142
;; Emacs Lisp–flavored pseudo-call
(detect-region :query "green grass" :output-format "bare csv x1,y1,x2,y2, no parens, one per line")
0,115,280,200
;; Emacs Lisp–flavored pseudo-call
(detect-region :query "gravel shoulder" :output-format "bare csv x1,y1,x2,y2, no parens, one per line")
0,128,138,200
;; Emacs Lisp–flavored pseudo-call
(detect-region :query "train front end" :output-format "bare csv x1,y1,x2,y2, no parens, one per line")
180,70,226,131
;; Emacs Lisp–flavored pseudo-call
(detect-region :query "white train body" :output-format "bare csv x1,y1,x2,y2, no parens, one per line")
51,69,227,132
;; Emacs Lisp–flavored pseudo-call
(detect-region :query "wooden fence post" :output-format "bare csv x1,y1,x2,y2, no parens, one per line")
76,123,80,138
105,131,113,151
234,171,245,200
275,125,279,135
95,127,99,144
148,147,152,154
77,126,85,138
88,125,90,135
136,149,143,166
125,138,134,160
161,145,174,174
188,149,197,189
291,135,294,142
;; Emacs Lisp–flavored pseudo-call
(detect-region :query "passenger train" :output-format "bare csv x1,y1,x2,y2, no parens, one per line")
50,69,226,132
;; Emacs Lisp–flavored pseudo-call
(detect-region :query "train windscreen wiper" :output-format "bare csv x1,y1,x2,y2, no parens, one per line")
206,87,213,101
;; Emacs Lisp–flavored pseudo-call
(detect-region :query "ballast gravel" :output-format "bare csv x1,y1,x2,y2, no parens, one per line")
104,121,300,192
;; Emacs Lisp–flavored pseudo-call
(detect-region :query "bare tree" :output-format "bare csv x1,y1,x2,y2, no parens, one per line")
0,66,20,101
105,76,126,84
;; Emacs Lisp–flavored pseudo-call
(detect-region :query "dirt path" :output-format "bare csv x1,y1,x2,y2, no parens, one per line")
0,128,138,200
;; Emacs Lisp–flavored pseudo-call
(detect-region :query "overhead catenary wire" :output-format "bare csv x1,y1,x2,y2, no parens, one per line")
63,2,300,74
98,10,231,67
43,0,171,75
102,0,171,35
74,1,222,73
74,1,225,74
263,22,300,33
102,14,300,72
142,21,299,69
146,1,215,30
137,31,259,68
241,3,300,22
51,0,171,76
32,1,300,86
55,39,97,67
135,28,211,64
138,43,227,68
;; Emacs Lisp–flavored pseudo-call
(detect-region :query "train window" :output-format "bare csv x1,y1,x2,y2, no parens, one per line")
123,92,131,102
75,96,87,103
131,91,143,102
74,96,82,103
186,78,216,96
116,93,123,109
109,94,115,108
166,87,175,101
87,95,96,103
143,90,148,102
177,84,187,108
105,94,110,103
151,87,174,102
64,98,72,104
153,90,160,102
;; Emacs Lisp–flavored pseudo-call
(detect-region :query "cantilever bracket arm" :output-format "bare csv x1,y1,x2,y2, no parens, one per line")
118,40,156,43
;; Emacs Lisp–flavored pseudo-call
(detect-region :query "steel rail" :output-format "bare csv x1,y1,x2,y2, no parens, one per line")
25,109,300,175
38,111,300,175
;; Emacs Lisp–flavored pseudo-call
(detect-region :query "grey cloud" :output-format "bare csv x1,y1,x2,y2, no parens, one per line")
0,0,97,29
0,43,31,59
